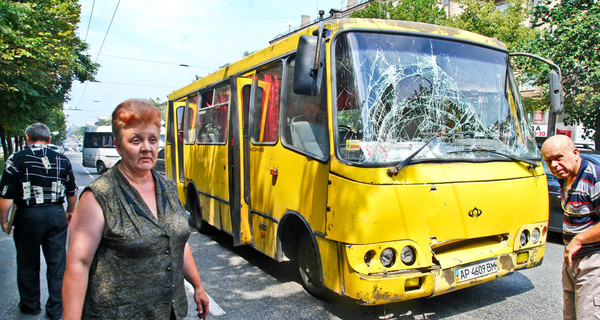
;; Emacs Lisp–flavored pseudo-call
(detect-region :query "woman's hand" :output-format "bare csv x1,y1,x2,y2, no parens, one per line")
193,287,210,319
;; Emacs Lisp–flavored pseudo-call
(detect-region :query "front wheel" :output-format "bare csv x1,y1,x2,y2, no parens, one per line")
189,194,211,234
297,233,332,300
96,161,107,174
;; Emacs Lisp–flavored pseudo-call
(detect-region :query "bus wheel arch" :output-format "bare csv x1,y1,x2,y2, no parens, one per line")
278,211,332,300
186,182,211,234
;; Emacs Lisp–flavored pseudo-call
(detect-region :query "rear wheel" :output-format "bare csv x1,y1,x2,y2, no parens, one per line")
297,232,332,300
96,161,107,174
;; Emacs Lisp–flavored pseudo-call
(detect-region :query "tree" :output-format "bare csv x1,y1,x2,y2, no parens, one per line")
444,0,536,51
351,0,534,52
0,0,98,159
526,0,600,146
351,0,447,25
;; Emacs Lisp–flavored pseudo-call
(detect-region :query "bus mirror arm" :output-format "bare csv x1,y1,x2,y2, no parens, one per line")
293,23,326,96
509,52,564,114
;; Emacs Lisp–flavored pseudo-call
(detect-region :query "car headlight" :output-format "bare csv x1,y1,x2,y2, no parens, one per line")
380,248,396,267
400,246,416,265
531,228,541,244
520,229,530,246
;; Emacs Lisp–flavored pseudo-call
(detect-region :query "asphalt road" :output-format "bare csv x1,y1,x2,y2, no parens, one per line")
0,151,565,319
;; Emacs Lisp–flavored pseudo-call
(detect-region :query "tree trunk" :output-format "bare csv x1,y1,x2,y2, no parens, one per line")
595,112,600,150
15,135,22,152
0,124,7,160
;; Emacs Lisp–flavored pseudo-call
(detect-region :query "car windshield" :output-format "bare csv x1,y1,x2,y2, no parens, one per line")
334,32,539,165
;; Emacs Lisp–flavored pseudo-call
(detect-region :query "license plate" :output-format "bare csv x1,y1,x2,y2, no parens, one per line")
455,259,498,282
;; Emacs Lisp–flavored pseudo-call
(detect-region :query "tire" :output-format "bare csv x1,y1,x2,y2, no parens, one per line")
189,195,211,234
297,232,332,300
96,161,107,174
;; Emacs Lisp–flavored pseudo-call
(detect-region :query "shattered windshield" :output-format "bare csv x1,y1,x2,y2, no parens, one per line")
334,32,539,165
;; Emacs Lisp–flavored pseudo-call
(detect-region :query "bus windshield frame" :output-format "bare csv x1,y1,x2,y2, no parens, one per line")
333,31,539,165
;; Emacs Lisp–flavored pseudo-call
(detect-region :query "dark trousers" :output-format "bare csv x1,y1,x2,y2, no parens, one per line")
13,204,68,318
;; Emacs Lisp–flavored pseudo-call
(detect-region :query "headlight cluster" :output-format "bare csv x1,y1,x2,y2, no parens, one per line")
519,227,543,247
363,246,416,268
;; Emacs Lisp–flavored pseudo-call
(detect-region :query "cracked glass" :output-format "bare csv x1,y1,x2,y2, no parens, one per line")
334,32,539,165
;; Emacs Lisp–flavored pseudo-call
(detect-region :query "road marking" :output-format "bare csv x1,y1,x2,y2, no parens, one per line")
185,281,226,316
82,167,94,179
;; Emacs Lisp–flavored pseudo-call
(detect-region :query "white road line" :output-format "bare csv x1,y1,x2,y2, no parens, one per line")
185,281,226,316
83,167,94,179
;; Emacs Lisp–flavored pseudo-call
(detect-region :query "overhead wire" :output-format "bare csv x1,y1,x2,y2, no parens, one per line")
84,0,95,41
76,0,121,110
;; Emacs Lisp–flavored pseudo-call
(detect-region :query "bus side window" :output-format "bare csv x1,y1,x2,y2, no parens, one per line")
176,106,184,144
184,94,198,144
251,63,282,144
197,84,229,144
283,58,329,158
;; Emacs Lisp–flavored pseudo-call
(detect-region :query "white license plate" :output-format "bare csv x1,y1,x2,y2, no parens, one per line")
455,259,498,282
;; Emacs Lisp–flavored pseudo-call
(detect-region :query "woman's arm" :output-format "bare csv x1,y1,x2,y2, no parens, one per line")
62,190,105,320
183,243,210,319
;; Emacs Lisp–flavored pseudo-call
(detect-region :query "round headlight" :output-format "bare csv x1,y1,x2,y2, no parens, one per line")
520,230,530,246
531,228,541,244
400,246,416,265
364,250,375,266
380,248,396,268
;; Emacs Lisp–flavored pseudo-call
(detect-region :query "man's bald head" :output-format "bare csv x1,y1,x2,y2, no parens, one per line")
541,135,581,181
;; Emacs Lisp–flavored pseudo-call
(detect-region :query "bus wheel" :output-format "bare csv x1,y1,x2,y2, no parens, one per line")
96,161,107,174
190,195,211,234
298,233,332,300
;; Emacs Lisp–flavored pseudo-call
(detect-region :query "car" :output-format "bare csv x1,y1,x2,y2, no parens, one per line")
47,144,63,154
545,150,600,233
154,148,165,174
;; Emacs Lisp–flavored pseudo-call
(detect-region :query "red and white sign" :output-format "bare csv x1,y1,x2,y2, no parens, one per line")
532,125,548,137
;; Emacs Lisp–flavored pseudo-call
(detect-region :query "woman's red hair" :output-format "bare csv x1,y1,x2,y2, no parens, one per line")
112,99,161,140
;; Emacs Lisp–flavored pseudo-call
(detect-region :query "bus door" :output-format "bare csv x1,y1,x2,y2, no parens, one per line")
231,76,254,246
166,100,187,200
243,64,283,256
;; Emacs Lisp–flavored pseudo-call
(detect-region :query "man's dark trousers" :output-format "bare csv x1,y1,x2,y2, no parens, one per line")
13,204,68,318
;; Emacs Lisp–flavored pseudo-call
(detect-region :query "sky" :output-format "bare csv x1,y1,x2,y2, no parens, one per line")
63,0,350,127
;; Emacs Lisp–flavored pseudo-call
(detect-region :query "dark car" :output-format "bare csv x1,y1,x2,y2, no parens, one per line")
154,148,165,174
545,151,600,233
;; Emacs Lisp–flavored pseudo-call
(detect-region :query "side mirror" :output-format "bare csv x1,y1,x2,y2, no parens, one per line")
549,70,564,114
294,34,325,96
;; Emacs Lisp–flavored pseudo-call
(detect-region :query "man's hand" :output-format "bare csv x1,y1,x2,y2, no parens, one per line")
2,220,12,235
564,239,582,267
66,211,73,226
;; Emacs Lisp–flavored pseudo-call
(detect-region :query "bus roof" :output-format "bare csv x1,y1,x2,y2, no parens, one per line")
85,125,112,133
168,18,506,101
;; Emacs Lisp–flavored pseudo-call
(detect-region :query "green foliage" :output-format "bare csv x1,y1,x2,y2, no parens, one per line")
0,0,98,153
445,0,536,51
150,97,167,122
351,0,447,25
525,0,600,144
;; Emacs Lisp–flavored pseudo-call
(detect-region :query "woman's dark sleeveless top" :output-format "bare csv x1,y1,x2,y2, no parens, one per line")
82,164,190,319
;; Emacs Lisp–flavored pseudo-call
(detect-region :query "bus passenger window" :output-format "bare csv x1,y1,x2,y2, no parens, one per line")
197,85,230,144
184,94,198,144
250,63,282,144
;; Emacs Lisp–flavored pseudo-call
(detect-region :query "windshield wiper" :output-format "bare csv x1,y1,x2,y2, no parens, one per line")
387,137,437,177
449,147,540,168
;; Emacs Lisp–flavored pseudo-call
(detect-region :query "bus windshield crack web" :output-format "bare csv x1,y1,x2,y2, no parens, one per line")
354,49,517,163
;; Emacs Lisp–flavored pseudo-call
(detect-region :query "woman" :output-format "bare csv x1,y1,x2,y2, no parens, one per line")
63,99,209,319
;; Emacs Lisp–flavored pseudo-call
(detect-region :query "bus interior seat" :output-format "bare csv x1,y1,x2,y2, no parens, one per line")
290,121,328,158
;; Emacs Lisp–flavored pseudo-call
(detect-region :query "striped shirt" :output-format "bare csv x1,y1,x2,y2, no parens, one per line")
0,144,77,207
560,159,600,257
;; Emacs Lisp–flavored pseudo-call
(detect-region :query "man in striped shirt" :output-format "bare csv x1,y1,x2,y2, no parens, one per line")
0,123,77,320
542,134,600,320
